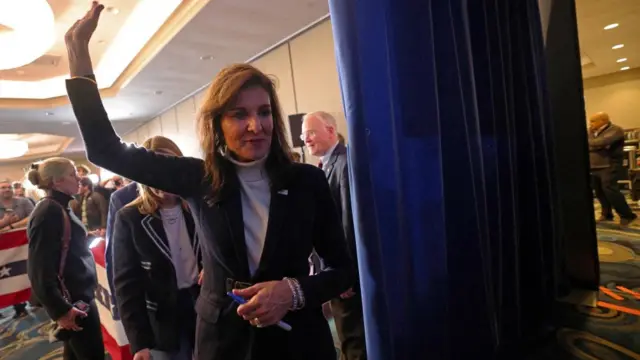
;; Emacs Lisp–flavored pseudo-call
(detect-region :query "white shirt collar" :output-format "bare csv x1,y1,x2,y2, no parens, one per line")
320,141,339,166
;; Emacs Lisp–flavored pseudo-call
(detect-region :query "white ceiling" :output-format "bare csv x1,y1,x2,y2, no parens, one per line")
576,0,640,78
0,0,329,154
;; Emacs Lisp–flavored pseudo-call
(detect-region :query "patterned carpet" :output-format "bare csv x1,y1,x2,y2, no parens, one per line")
536,200,640,360
0,306,63,359
1,204,638,359
0,305,341,359
550,228,640,359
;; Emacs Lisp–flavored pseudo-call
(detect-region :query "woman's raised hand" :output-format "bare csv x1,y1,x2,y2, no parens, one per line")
65,1,104,77
65,1,104,46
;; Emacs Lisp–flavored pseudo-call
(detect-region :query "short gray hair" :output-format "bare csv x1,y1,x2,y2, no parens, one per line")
303,111,338,128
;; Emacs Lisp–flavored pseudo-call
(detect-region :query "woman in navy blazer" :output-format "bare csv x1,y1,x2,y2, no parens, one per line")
113,136,202,360
66,3,354,360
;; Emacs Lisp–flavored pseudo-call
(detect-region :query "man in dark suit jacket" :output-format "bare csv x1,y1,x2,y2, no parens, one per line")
302,111,366,360
588,112,637,226
105,181,138,316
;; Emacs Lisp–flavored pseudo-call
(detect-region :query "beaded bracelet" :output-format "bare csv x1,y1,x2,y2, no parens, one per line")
292,278,305,309
284,277,305,310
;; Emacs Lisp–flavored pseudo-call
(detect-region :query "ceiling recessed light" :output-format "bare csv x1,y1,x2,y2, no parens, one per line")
0,1,54,70
0,140,28,159
106,6,119,15
612,44,624,50
154,90,163,95
45,112,53,116
617,58,628,63
604,23,619,30
200,55,214,61
621,66,630,71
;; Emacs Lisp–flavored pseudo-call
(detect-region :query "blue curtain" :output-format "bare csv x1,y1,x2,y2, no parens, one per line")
329,0,560,358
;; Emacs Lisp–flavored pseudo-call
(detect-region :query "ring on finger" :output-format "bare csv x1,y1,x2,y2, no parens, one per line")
253,318,263,328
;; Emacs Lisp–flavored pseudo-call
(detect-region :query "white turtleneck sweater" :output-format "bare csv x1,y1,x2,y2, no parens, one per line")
227,156,271,275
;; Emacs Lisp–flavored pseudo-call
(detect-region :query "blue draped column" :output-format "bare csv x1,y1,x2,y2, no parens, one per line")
329,0,560,359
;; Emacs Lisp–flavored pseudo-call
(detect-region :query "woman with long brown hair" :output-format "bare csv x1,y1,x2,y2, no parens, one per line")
65,3,353,360
112,136,201,360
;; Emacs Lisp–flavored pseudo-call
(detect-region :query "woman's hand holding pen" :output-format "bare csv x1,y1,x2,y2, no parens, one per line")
233,280,293,328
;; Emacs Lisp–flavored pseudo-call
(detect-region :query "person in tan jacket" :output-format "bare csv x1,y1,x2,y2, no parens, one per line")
70,177,108,234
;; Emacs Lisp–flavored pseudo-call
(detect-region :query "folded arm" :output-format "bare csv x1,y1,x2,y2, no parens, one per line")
589,126,624,149
10,217,29,229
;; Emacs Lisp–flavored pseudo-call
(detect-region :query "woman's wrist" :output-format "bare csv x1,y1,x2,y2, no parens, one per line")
283,277,305,311
67,42,94,77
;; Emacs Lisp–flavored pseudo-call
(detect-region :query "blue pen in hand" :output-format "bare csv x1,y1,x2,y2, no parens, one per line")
227,292,292,331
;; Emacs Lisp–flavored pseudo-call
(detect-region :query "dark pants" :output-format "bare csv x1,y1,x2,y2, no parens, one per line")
177,287,198,355
592,167,635,219
63,300,105,360
331,293,367,360
13,302,27,314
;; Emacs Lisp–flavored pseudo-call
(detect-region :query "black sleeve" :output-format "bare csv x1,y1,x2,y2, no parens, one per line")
113,210,155,353
339,161,358,273
65,78,205,198
27,204,73,321
297,168,354,308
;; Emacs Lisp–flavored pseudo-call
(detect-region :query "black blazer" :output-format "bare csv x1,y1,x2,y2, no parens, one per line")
323,143,357,272
113,205,201,354
27,191,97,321
67,77,353,360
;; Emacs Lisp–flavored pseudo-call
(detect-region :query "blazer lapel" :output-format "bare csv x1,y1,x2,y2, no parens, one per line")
183,209,202,267
324,143,345,179
217,182,251,280
141,214,172,264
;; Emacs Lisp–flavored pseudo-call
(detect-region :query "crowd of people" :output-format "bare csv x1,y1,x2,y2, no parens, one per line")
1,2,369,360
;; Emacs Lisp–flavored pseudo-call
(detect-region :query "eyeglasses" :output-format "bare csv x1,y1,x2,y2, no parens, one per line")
299,130,317,141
